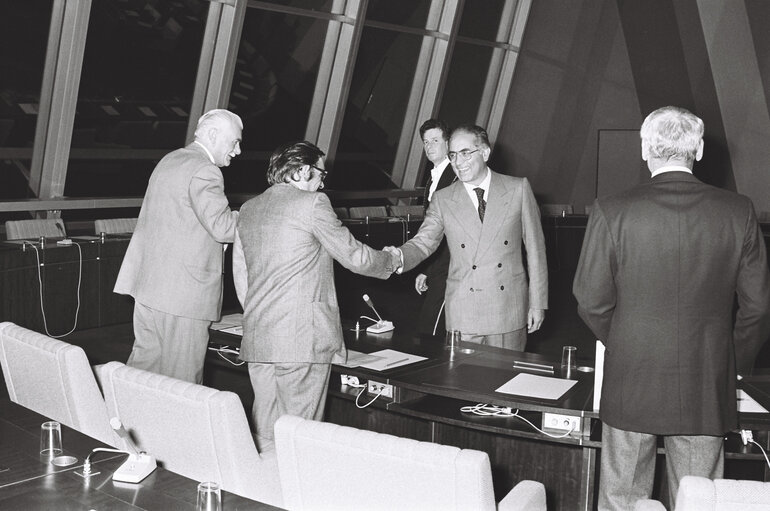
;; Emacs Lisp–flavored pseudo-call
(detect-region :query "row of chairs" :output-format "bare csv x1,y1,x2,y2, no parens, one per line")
4,218,137,240
0,321,546,510
335,205,424,220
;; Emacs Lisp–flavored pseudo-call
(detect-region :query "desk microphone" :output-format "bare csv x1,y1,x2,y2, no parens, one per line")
56,222,72,245
110,417,157,483
362,294,394,333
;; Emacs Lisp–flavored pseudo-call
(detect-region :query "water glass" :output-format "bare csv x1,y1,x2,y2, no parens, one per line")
40,421,63,456
197,481,222,511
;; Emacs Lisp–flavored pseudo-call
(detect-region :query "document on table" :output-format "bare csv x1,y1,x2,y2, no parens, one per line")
495,373,578,400
737,389,769,414
337,350,385,368
355,349,427,371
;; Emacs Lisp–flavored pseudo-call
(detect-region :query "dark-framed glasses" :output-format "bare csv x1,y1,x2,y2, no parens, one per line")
310,165,327,181
448,148,479,163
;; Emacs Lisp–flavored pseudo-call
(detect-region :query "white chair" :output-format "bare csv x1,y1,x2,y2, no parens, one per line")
94,218,138,235
348,206,388,219
0,322,118,447
5,219,66,240
634,475,770,510
98,361,283,507
275,414,547,511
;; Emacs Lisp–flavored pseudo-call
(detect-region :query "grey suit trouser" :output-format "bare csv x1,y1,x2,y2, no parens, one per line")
463,328,527,351
126,301,210,384
248,362,331,453
598,422,724,511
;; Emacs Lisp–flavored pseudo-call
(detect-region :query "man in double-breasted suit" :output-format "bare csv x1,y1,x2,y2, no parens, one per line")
114,109,242,384
393,124,548,350
573,106,770,510
232,141,399,452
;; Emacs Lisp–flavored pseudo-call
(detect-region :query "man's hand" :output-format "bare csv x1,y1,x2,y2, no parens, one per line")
383,246,403,273
527,308,545,333
415,273,428,294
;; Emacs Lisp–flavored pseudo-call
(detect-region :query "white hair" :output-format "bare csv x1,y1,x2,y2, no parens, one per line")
640,106,703,163
194,109,242,140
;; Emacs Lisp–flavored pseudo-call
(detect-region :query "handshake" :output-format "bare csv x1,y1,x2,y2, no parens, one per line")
382,246,403,274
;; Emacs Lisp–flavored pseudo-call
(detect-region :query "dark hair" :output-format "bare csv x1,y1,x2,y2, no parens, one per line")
419,119,451,141
266,141,326,185
450,123,490,149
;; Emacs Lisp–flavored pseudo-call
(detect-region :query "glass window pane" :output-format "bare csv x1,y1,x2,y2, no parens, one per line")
0,1,53,202
438,42,493,129
334,27,422,190
65,0,207,198
224,7,329,195
366,0,431,29
458,0,507,41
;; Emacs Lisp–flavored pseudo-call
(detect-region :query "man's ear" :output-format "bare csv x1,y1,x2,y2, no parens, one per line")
641,141,649,162
695,139,704,161
482,146,491,162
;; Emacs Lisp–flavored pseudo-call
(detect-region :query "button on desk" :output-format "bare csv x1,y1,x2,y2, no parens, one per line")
0,400,282,510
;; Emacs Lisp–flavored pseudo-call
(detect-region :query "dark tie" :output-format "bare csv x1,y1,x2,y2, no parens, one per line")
423,176,432,213
474,187,486,222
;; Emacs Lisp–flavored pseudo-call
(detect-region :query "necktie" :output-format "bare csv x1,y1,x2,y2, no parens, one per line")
474,187,486,222
423,176,432,213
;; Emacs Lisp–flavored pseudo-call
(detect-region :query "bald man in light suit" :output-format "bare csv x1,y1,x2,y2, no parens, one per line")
390,124,548,350
114,109,242,384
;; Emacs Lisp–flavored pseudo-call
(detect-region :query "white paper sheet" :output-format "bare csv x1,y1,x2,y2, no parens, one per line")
495,373,578,400
336,350,385,368
738,389,769,414
357,349,426,371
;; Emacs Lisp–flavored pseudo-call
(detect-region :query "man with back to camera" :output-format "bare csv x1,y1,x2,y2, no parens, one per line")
388,124,548,350
414,118,456,336
114,108,242,384
232,141,400,452
573,106,770,510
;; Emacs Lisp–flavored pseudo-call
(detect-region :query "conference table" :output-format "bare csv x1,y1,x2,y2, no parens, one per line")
0,400,281,510
209,320,770,511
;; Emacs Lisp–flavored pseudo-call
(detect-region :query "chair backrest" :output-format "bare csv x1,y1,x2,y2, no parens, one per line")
676,475,770,511
0,322,117,446
5,219,66,240
275,414,497,511
94,218,138,235
539,203,573,216
98,361,282,507
333,207,349,219
388,205,424,219
348,206,388,219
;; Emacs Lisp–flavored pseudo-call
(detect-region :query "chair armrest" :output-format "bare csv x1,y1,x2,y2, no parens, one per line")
633,499,666,511
498,480,546,511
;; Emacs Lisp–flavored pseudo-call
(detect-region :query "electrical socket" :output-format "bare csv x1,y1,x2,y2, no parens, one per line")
741,429,754,445
542,412,581,432
367,380,394,399
340,374,360,386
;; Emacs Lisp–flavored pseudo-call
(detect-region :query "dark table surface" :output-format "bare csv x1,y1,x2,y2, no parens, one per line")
0,400,282,510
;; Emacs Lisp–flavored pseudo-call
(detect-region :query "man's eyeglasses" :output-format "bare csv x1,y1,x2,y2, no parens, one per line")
310,165,327,180
448,148,479,163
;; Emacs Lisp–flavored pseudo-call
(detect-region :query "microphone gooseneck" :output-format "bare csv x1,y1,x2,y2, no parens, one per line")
362,294,383,322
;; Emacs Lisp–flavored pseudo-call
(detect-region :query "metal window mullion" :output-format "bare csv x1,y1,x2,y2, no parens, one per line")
392,0,461,190
314,0,367,167
477,0,532,147
33,0,91,205
188,0,246,142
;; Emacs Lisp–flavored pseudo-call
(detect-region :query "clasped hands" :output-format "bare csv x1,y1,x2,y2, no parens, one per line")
382,246,403,274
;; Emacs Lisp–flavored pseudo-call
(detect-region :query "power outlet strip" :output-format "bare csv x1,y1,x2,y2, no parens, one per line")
367,380,394,399
542,412,581,432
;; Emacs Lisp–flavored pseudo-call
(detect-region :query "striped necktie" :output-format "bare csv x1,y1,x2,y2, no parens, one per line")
474,187,486,222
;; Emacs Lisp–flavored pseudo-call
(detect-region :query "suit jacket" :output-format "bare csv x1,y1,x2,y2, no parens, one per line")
114,143,237,321
233,184,396,364
401,169,548,335
417,162,456,334
573,171,770,436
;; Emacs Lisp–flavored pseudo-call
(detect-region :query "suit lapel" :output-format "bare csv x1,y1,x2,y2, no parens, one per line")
447,181,482,247
476,171,512,260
